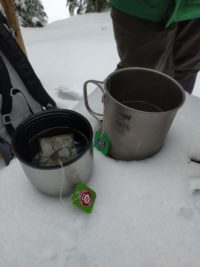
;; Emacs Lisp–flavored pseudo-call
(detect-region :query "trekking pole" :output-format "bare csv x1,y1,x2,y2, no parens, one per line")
0,0,27,56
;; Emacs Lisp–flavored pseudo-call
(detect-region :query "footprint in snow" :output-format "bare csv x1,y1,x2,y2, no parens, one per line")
56,85,82,101
189,176,200,213
65,251,88,267
101,25,107,30
181,156,200,216
178,206,194,220
40,247,58,261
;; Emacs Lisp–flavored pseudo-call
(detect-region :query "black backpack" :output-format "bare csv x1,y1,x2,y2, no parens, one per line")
0,14,57,165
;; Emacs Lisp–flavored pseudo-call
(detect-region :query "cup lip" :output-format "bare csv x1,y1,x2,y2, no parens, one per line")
104,67,186,114
11,109,93,170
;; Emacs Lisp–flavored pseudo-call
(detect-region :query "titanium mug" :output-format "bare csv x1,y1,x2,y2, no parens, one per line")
83,67,185,160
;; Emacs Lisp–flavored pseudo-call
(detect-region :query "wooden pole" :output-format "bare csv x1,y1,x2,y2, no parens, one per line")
0,0,27,56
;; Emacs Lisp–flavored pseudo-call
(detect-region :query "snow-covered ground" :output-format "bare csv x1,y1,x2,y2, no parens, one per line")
1,11,200,267
195,75,200,96
22,12,118,109
22,9,200,103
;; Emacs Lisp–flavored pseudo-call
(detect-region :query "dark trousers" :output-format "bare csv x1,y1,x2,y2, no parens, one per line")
111,7,200,94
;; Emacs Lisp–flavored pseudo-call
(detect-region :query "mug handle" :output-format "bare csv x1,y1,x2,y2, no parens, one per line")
83,80,106,123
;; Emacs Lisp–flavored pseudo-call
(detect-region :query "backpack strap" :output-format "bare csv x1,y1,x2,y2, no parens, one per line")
0,136,13,165
0,13,57,110
11,88,34,114
0,55,35,137
0,55,15,136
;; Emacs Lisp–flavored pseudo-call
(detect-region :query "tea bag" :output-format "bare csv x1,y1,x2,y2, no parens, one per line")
34,134,78,166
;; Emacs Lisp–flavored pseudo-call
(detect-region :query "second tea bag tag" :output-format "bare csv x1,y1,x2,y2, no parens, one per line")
94,130,110,155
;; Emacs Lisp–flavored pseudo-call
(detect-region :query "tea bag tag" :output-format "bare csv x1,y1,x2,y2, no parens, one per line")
71,183,96,213
94,130,110,155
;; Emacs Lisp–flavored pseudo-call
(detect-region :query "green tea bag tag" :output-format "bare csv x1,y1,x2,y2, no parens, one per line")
94,130,110,155
71,183,96,213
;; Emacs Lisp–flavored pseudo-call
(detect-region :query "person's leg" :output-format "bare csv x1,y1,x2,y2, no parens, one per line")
111,7,177,76
176,74,197,94
174,19,200,94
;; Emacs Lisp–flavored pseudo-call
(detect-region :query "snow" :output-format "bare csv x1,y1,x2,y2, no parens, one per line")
1,11,200,267
41,0,69,23
22,12,118,109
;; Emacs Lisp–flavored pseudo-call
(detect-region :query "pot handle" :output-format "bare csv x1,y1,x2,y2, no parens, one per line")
83,80,105,123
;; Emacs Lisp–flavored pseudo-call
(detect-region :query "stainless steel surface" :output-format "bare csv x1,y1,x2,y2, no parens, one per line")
12,109,93,197
84,67,185,160
20,148,93,196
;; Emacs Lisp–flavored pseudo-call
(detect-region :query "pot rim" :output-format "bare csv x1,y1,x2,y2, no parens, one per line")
104,67,186,114
11,109,93,170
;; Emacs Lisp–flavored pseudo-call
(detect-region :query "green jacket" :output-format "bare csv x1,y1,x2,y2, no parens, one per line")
110,0,200,27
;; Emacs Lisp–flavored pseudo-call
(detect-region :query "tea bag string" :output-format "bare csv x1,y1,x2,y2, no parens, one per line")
101,115,105,135
100,79,109,135
59,158,81,204
58,159,81,204
71,191,81,204
58,159,65,201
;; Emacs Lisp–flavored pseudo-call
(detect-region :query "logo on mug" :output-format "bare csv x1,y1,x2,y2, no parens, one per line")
97,137,106,148
116,113,132,133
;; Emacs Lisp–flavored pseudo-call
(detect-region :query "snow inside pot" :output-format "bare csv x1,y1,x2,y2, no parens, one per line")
12,109,93,197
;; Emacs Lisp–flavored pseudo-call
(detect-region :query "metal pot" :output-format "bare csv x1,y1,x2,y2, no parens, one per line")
84,67,185,160
12,109,93,197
